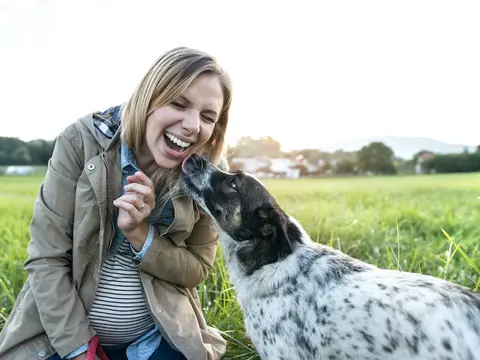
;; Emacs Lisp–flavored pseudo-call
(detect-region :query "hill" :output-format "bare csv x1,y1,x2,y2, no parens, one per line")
320,136,476,159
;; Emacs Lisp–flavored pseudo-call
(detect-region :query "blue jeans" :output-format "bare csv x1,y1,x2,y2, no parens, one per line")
48,337,186,360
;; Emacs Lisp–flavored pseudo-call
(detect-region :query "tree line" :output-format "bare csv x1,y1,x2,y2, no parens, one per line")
421,152,480,174
1,135,479,175
227,136,480,175
0,137,55,166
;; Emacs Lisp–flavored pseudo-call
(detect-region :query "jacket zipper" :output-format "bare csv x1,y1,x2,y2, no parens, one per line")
102,152,116,256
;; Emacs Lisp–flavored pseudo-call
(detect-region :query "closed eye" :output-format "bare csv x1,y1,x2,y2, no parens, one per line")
171,102,216,123
201,114,216,123
170,101,187,110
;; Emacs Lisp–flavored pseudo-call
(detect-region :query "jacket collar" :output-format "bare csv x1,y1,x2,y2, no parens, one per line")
78,104,124,151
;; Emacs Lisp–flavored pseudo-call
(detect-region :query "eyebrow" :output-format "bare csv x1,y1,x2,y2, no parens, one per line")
179,95,219,117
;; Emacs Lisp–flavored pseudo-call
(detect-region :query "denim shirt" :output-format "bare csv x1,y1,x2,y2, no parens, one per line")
65,108,173,359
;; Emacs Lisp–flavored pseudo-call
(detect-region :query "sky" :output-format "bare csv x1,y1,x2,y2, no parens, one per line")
1,0,479,151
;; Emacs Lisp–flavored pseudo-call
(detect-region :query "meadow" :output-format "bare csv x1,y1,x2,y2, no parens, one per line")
1,172,479,359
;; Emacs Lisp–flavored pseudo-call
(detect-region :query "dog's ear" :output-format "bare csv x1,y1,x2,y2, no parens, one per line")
254,204,276,237
254,204,294,252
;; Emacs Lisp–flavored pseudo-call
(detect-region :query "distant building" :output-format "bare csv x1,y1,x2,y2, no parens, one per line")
415,151,435,174
229,156,304,178
4,165,35,175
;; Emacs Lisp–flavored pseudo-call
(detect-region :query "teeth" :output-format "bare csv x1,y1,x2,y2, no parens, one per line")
165,133,192,148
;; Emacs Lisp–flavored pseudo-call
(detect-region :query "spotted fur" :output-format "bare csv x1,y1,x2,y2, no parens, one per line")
180,154,480,360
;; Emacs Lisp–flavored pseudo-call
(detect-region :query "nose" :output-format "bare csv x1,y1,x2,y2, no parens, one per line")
182,110,200,134
181,154,205,174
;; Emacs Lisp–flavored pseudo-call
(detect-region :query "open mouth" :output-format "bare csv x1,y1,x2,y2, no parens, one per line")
164,132,192,152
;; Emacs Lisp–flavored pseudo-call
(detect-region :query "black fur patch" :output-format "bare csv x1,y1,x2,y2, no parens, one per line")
236,206,302,275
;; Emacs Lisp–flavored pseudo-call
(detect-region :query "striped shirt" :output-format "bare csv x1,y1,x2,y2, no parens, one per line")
87,238,156,345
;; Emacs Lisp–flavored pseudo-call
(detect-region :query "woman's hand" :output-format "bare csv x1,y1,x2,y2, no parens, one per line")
113,171,156,250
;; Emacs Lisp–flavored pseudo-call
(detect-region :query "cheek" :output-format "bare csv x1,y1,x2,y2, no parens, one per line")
145,121,160,145
146,108,177,134
145,119,155,134
197,124,216,146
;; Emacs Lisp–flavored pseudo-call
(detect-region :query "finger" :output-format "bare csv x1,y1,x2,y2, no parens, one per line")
126,173,156,206
124,183,154,204
113,199,144,223
127,171,154,189
136,171,155,188
116,194,151,212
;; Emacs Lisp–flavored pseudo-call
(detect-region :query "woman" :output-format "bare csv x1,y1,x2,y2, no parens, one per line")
0,47,232,360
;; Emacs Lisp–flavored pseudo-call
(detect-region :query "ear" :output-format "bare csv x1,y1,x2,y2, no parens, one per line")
254,205,276,237
254,205,294,252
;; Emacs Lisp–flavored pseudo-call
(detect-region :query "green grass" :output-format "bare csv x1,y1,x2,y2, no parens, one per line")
1,172,479,358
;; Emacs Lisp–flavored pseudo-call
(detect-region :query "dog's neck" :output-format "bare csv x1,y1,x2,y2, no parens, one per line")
218,215,316,305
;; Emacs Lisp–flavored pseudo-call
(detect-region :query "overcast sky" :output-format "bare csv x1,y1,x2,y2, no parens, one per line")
1,0,479,150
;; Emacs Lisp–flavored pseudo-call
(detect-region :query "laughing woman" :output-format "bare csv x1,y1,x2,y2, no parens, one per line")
0,47,232,360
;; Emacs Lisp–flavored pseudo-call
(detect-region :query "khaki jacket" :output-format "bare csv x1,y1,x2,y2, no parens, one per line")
0,111,227,360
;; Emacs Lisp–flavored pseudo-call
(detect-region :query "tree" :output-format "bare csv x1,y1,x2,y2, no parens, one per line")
230,136,282,158
357,142,397,174
335,158,356,175
320,160,333,174
11,147,32,165
27,139,56,164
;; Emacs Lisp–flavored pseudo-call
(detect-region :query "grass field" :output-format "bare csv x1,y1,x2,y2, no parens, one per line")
1,172,479,358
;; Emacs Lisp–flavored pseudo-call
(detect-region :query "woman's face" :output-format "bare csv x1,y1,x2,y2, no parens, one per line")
141,73,224,170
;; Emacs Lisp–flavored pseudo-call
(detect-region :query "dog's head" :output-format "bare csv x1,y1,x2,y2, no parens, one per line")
180,154,299,250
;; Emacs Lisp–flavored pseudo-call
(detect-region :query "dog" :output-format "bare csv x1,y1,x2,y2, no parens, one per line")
180,154,480,360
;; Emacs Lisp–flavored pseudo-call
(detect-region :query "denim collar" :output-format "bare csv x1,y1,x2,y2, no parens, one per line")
120,140,141,175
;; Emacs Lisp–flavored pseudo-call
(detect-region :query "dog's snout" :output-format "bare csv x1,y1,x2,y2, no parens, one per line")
181,154,204,174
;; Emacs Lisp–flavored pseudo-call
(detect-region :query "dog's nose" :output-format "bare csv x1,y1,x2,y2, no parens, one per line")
181,154,203,173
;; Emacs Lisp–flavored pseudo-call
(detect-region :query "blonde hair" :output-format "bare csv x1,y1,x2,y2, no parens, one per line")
120,47,232,214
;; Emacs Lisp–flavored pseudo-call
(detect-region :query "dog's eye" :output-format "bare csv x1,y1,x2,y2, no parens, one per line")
229,178,237,189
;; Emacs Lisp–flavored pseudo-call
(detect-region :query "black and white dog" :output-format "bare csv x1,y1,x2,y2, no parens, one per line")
180,154,480,360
